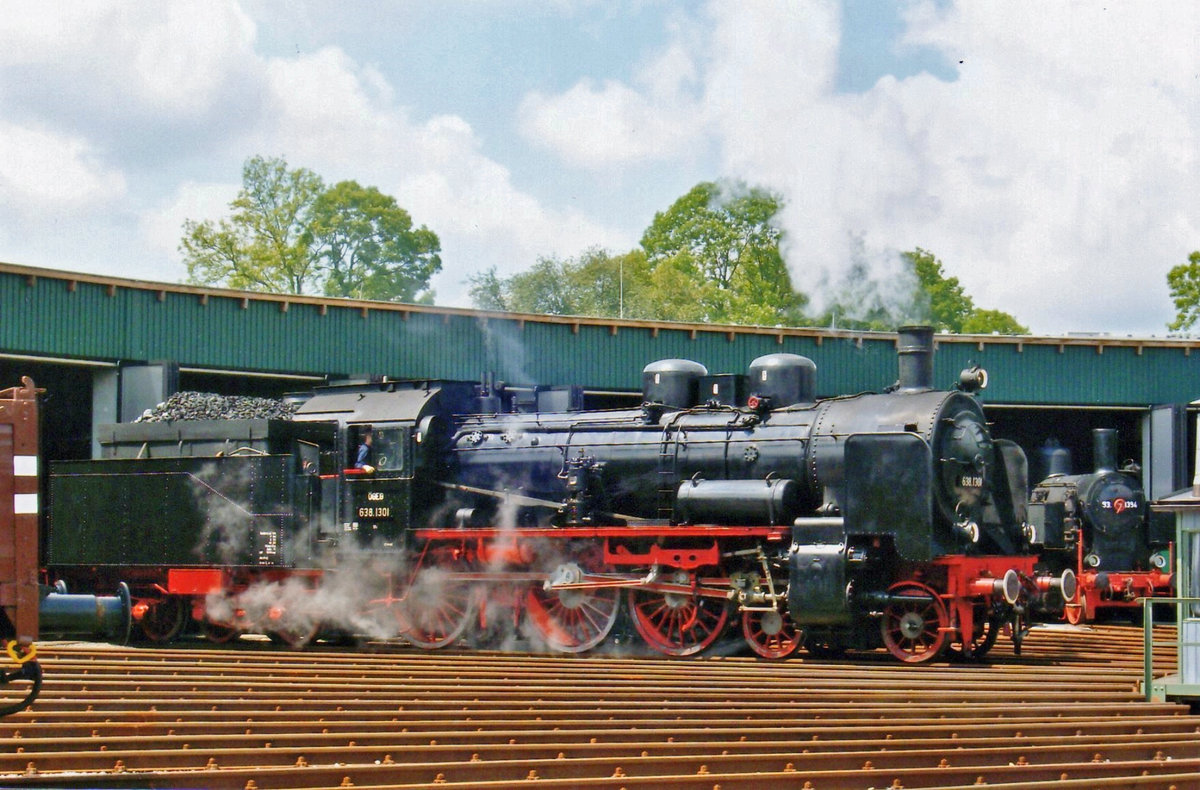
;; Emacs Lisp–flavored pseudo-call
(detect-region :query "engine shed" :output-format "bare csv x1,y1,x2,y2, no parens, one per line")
0,260,1197,503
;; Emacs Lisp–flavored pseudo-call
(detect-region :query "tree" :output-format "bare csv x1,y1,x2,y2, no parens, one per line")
468,249,653,318
1167,251,1200,331
308,181,441,303
505,257,577,315
639,181,807,325
908,248,975,331
182,156,324,294
961,309,1028,335
467,266,509,312
470,182,806,326
182,156,441,302
469,180,1026,333
569,249,653,319
819,247,1027,333
909,248,1028,333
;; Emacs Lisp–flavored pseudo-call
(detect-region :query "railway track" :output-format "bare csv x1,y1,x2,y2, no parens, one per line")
0,624,1195,789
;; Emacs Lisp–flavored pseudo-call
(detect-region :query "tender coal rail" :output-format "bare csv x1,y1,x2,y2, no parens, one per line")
0,625,1196,789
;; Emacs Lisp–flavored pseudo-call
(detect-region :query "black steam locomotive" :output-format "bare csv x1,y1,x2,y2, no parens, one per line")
1029,429,1173,623
43,326,1078,662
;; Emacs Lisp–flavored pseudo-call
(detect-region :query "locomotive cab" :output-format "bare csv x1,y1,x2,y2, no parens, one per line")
340,423,414,548
293,379,476,548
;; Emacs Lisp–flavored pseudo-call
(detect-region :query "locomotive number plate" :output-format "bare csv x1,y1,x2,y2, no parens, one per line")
358,507,392,519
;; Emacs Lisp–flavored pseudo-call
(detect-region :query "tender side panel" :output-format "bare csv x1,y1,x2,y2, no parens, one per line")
47,455,295,568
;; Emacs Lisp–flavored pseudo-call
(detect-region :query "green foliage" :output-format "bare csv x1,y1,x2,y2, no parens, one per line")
309,181,441,302
960,309,1027,334
908,248,975,331
639,181,807,325
565,249,653,318
467,267,508,311
469,181,806,326
821,247,1027,334
182,156,324,294
910,248,1028,334
1167,251,1200,331
468,249,652,318
469,179,1026,335
182,156,440,302
641,182,775,288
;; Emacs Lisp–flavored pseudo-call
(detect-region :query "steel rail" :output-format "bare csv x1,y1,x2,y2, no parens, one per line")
0,624,1194,789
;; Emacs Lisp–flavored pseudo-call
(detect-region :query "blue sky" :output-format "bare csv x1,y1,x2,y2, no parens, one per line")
1,1,1197,336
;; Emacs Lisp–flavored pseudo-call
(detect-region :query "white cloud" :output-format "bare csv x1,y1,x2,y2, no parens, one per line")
0,2,264,278
0,121,126,212
516,17,706,170
249,48,631,301
0,3,630,305
517,79,700,170
126,3,260,115
0,3,112,65
0,1,261,120
874,2,1200,333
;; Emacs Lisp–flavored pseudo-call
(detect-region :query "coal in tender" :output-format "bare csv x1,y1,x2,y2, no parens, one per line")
136,391,299,422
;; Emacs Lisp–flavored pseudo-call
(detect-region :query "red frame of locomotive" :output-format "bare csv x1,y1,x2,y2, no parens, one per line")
1064,538,1173,624
125,517,1064,662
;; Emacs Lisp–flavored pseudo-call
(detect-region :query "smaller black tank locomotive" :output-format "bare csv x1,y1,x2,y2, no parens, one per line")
1029,429,1172,622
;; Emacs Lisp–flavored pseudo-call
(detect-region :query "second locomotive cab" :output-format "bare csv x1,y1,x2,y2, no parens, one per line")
44,326,1076,662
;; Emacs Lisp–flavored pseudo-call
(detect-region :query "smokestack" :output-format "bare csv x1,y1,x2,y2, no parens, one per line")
1092,429,1117,474
897,326,934,392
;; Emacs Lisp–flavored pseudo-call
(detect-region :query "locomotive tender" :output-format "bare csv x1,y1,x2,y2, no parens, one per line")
45,326,1078,662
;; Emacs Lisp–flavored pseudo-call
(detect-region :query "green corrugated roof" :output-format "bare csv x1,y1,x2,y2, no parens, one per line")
2,261,1198,405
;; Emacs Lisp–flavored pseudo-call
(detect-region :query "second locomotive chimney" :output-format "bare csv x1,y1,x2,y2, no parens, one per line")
1092,428,1117,474
897,325,934,392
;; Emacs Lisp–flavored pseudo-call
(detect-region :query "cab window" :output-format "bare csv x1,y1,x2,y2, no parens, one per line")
371,428,405,473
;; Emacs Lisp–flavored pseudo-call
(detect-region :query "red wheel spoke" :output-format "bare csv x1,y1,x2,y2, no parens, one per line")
405,562,475,650
739,609,806,657
880,581,949,664
629,570,729,657
139,597,185,643
526,551,620,653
